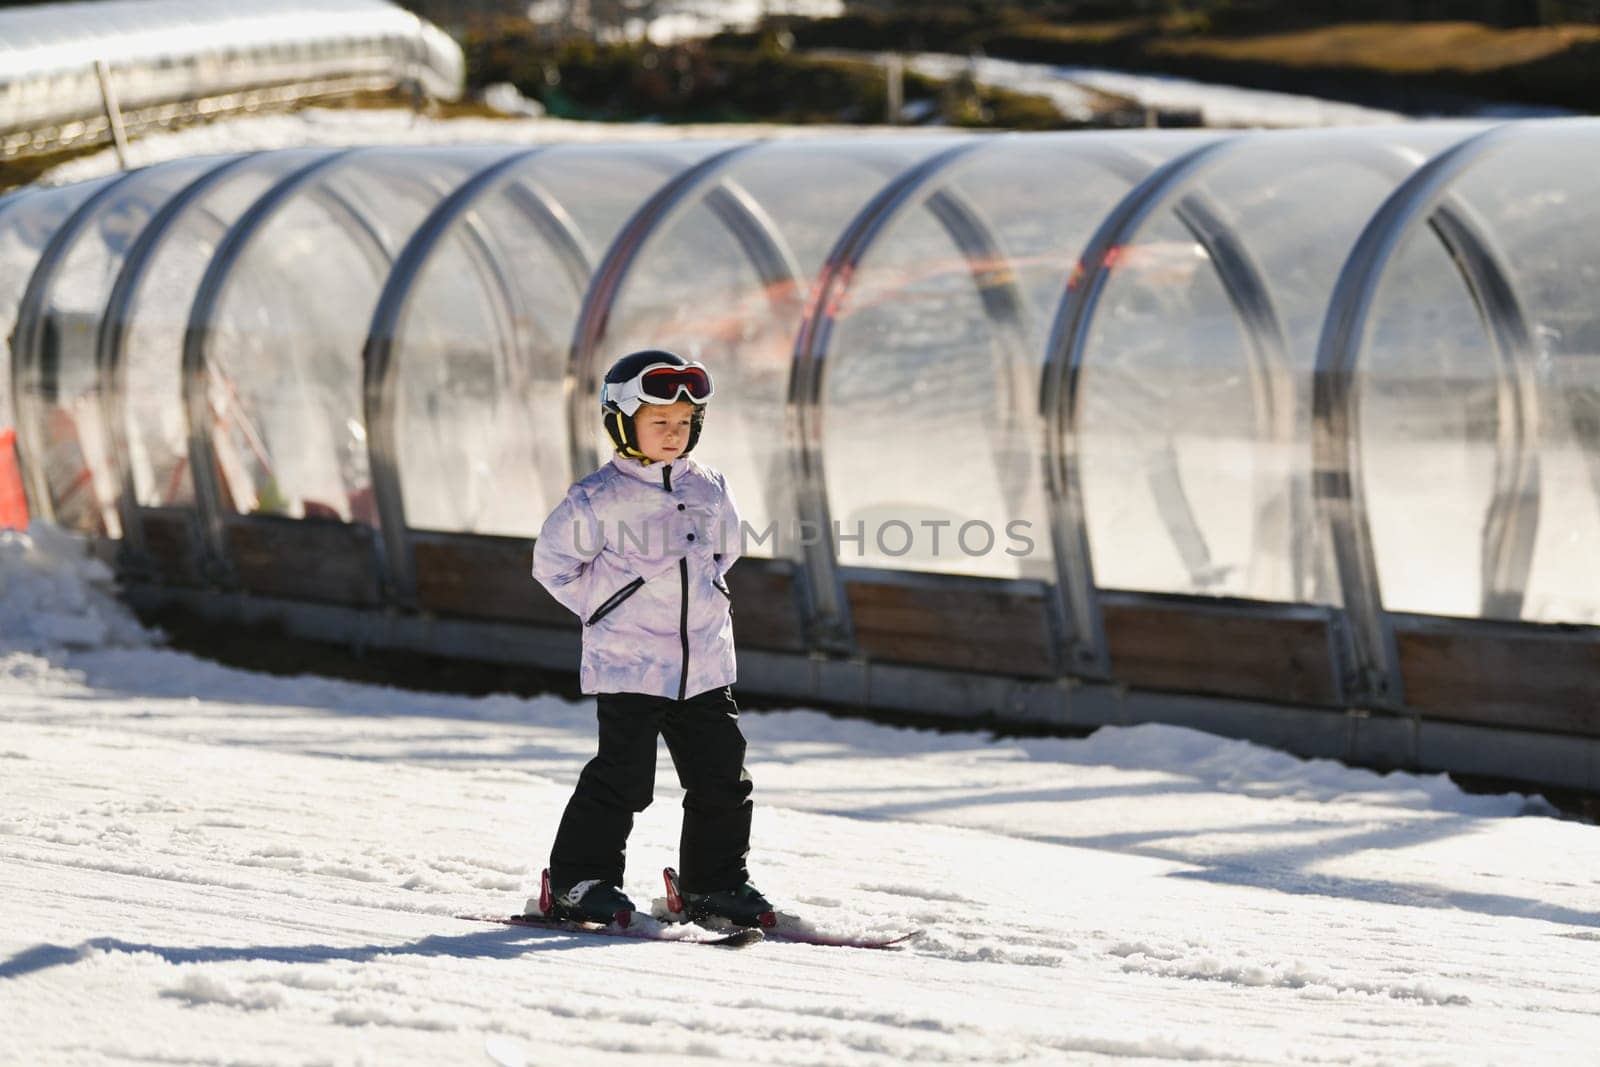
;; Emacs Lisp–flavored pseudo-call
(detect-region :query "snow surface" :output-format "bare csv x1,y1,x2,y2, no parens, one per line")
3,523,1600,1065
902,52,1408,128
837,51,1570,129
523,0,846,46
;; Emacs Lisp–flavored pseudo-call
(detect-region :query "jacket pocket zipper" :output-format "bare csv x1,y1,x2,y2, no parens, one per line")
585,576,645,626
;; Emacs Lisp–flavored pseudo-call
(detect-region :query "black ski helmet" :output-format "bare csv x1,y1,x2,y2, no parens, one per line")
600,349,707,462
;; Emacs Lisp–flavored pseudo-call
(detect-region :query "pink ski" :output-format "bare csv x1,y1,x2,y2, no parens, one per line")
659,868,922,951
458,912,762,948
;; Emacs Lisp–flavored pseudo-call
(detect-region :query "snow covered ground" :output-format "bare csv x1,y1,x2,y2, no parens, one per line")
901,52,1409,128
524,0,845,45
831,51,1570,128
3,524,1600,1065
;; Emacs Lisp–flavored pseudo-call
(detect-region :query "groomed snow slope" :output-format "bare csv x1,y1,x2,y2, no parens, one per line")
1,524,1598,1066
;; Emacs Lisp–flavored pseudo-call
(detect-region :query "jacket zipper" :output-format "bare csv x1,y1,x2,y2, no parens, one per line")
585,576,644,626
663,464,690,699
677,558,690,700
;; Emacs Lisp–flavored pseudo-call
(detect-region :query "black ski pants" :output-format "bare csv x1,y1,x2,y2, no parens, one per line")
549,686,753,894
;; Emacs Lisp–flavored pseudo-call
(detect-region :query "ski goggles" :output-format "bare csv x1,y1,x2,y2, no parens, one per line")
603,361,715,416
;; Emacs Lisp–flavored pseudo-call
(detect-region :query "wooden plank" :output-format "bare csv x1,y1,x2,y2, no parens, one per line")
725,563,807,652
1102,599,1339,706
139,509,203,587
845,578,1056,678
226,519,382,607
412,536,572,626
1397,626,1600,736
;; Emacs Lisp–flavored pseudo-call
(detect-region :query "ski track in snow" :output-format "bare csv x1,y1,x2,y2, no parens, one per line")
4,526,1600,1065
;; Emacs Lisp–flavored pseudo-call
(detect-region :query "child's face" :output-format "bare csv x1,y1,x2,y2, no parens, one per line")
633,400,698,463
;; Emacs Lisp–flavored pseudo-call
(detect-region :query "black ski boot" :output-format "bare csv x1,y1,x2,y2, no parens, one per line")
664,867,776,929
684,883,775,928
538,869,636,927
673,871,775,929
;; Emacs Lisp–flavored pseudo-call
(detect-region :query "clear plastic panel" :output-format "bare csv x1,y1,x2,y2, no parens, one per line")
0,180,112,433
115,150,331,509
22,159,221,537
1474,128,1600,624
822,135,1182,579
1358,225,1499,618
1079,210,1257,597
394,144,708,537
204,147,511,523
600,140,951,559
1078,128,1474,604
1366,124,1600,623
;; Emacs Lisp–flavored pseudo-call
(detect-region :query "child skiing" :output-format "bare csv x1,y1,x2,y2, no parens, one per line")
530,349,772,929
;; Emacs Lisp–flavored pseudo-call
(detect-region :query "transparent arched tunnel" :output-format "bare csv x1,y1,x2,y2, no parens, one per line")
3,121,1599,791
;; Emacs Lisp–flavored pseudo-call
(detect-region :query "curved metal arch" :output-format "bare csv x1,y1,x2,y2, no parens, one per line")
314,180,398,280
567,140,976,481
1038,131,1492,683
96,150,336,564
1,184,48,429
570,140,1007,657
11,165,147,523
1427,205,1542,621
789,136,1160,653
364,146,602,603
786,140,985,648
505,180,596,296
1312,121,1539,709
180,147,373,580
9,159,221,529
565,142,797,481
474,177,598,525
1040,135,1248,678
1244,137,1439,609
919,183,1045,516
1179,196,1305,591
910,142,1163,546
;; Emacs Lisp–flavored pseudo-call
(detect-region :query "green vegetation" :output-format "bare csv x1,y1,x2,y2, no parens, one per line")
722,8,1600,114
0,148,97,192
464,21,1072,127
458,4,1598,126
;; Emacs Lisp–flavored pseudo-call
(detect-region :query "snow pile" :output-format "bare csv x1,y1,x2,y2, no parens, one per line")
526,0,846,45
1058,721,1553,817
0,523,154,656
745,709,1551,819
1050,62,1410,127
